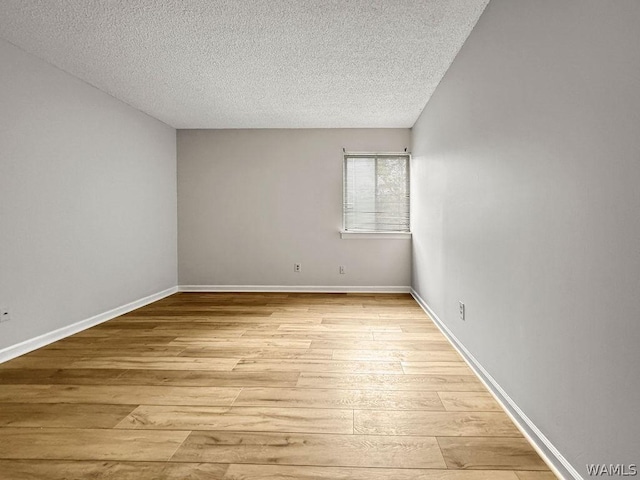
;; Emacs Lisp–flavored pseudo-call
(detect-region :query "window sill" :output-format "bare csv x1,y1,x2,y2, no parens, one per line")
340,231,412,240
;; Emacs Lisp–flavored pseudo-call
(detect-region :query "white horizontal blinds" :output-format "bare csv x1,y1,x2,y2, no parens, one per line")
344,154,410,232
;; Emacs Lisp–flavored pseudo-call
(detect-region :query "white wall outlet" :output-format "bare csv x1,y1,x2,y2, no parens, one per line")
0,307,10,323
294,263,301,273
459,301,465,321
339,265,346,274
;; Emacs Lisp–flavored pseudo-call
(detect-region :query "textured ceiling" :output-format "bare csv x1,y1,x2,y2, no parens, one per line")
0,0,488,128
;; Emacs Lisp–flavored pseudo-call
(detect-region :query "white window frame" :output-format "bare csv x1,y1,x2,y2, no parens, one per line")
341,152,412,240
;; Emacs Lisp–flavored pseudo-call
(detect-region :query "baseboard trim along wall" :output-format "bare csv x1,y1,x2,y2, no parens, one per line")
410,289,582,480
0,286,178,364
179,285,411,293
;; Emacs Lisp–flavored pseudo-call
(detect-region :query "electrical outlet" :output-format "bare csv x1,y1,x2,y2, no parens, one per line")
459,301,465,321
294,263,301,273
339,265,346,274
0,308,9,323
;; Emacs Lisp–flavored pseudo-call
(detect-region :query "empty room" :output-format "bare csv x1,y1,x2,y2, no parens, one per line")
1,1,638,479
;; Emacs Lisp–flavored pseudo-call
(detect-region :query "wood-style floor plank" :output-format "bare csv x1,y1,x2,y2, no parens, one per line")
515,473,559,480
400,325,445,333
75,356,239,371
172,431,447,469
116,405,354,434
373,332,449,342
0,384,241,406
233,387,445,410
1,356,239,371
277,324,404,333
296,372,485,391
240,332,377,341
0,368,127,385
0,403,136,429
233,359,403,374
437,392,502,412
321,317,428,326
169,338,313,349
112,369,301,387
332,349,462,362
106,329,248,338
0,428,189,461
354,410,520,437
402,361,474,375
0,292,553,479
124,316,320,324
223,464,521,479
57,336,179,347
0,460,230,480
0,356,78,369
438,437,550,470
310,339,458,351
180,347,333,360
26,346,186,357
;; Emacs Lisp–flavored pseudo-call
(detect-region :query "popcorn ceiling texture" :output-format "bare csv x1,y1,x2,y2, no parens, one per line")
0,0,489,128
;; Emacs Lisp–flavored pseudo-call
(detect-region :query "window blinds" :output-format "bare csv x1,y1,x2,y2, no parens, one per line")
343,154,410,232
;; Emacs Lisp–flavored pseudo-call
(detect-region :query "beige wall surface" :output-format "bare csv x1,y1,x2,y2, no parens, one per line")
411,0,640,477
0,39,177,351
178,129,411,288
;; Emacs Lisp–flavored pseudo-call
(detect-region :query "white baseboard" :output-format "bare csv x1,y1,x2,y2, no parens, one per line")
179,285,411,293
410,288,581,480
0,286,178,364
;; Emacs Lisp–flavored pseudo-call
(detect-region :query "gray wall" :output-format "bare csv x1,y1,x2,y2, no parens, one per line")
178,129,411,288
0,39,177,351
411,0,640,476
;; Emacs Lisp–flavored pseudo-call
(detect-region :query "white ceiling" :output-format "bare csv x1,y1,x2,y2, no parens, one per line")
0,0,488,129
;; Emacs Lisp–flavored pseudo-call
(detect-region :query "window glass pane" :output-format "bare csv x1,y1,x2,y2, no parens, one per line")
343,154,410,232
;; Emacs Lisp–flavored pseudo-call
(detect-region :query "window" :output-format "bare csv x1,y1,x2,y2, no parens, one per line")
342,153,410,234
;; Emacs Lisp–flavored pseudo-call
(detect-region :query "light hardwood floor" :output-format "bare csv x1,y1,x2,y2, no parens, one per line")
0,293,556,479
